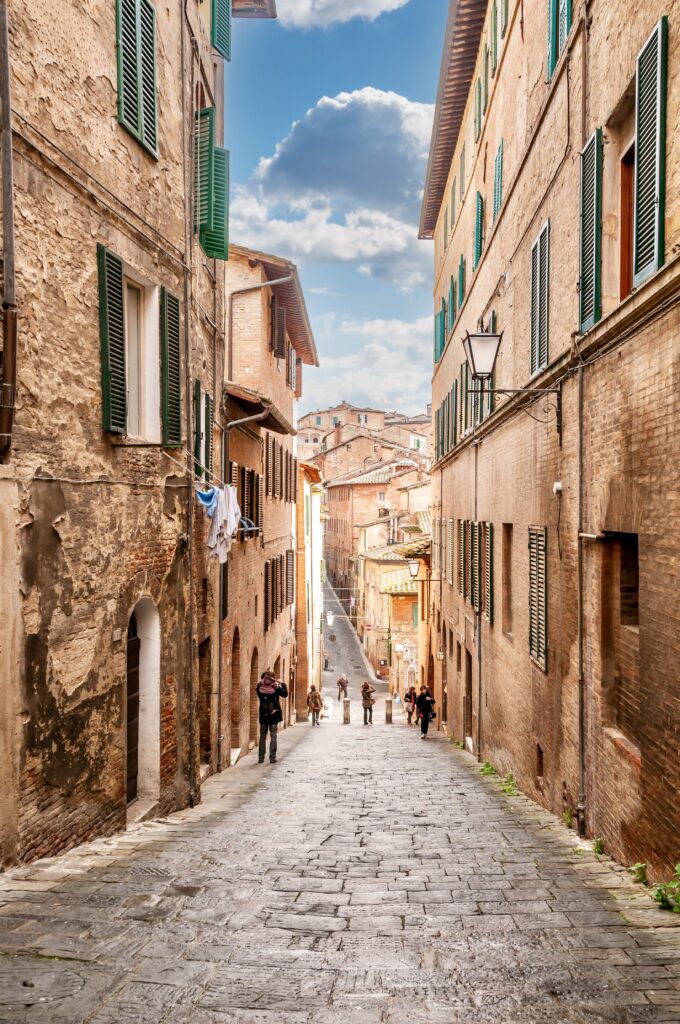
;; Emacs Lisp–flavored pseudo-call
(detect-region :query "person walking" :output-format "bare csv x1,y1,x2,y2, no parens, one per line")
256,670,288,763
416,685,435,739
404,685,417,725
307,686,323,726
337,673,349,700
361,680,376,725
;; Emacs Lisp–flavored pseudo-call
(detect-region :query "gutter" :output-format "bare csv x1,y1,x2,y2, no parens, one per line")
0,0,17,460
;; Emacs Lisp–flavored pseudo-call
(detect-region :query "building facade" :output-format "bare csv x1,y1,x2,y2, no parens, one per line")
295,462,325,718
421,0,680,877
0,0,275,865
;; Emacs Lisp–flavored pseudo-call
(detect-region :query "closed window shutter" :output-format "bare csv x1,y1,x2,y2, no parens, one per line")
448,519,454,585
452,379,458,446
116,0,158,157
448,276,455,332
273,302,287,359
97,244,126,434
474,192,484,269
200,147,229,260
529,527,547,670
211,0,231,60
264,560,271,631
243,466,251,526
633,17,667,288
286,549,295,604
194,107,215,233
160,287,182,446
230,460,238,488
579,128,602,332
265,434,272,495
491,1,498,74
193,378,203,476
483,46,489,112
466,521,473,602
295,358,302,399
530,222,550,374
204,392,214,481
278,444,284,500
441,517,447,577
493,139,504,223
484,522,494,623
257,473,263,534
458,255,465,308
458,519,466,597
500,0,508,37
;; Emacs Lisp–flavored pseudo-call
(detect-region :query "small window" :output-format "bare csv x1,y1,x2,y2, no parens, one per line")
378,491,386,502
456,640,462,673
619,533,639,627
536,743,544,779
315,416,321,425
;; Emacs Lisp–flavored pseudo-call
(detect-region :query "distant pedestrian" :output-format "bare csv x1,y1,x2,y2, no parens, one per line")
404,685,417,725
337,674,349,700
361,681,376,725
307,686,323,726
256,670,288,763
416,685,435,739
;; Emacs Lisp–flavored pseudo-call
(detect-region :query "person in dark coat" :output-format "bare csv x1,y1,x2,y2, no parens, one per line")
256,670,288,763
404,685,418,725
416,685,435,739
361,681,376,725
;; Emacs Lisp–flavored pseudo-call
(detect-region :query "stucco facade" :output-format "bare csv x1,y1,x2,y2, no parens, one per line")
422,0,680,877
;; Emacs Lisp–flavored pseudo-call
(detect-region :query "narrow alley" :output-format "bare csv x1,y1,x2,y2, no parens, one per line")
0,674,678,1022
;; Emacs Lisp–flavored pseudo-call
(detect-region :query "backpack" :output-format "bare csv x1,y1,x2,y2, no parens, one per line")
260,691,278,720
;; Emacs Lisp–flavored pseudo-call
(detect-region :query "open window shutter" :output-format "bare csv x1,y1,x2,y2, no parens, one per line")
558,0,571,53
274,303,287,359
452,379,458,446
529,527,548,669
547,0,558,78
483,46,489,112
476,522,483,611
295,358,302,399
458,255,465,308
474,79,482,141
484,522,494,623
211,0,231,61
200,147,229,260
448,519,454,585
257,474,263,534
538,223,549,369
204,393,214,481
160,287,182,446
286,549,295,605
530,237,539,373
466,521,474,603
97,244,126,435
493,139,504,222
491,1,498,73
633,17,667,288
474,192,484,269
139,0,157,153
117,0,140,136
264,560,271,631
449,276,455,332
194,107,215,233
193,379,203,476
458,519,466,596
265,434,271,495
230,460,238,488
579,128,602,332
501,0,508,37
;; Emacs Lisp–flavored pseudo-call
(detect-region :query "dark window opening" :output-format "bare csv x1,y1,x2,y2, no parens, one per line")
620,144,635,300
620,533,639,627
502,523,513,635
536,743,544,780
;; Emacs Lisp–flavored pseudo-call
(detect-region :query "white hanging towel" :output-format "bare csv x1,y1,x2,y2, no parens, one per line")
207,486,241,563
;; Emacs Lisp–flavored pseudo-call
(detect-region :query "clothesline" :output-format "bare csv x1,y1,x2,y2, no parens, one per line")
161,446,233,494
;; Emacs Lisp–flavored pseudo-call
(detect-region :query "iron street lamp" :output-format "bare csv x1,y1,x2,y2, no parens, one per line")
462,330,502,381
462,330,562,437
436,650,445,662
407,558,420,579
325,611,335,627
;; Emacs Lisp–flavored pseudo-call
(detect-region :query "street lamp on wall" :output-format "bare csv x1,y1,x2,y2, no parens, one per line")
436,650,445,662
462,330,562,437
325,611,335,627
407,559,420,579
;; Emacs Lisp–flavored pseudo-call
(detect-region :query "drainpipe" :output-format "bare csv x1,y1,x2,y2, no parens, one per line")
474,437,482,762
576,365,586,836
227,274,292,381
0,0,17,460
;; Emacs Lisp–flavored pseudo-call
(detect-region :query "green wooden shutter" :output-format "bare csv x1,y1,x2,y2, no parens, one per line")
493,139,504,223
484,522,494,623
97,244,127,434
529,526,547,670
440,297,446,356
160,287,182,446
193,378,203,477
204,393,214,481
530,222,550,374
558,0,572,52
501,0,508,37
474,192,484,269
458,255,465,308
449,276,455,332
579,128,602,332
548,0,571,79
633,17,667,288
116,0,157,157
491,1,498,74
194,107,215,233
212,0,231,60
200,147,229,260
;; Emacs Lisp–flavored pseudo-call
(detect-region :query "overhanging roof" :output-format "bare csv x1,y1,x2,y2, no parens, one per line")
230,245,318,367
233,0,277,17
419,0,487,239
396,537,432,559
299,460,322,484
224,382,296,436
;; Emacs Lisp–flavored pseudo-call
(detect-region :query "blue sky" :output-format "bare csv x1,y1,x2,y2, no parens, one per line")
225,0,449,415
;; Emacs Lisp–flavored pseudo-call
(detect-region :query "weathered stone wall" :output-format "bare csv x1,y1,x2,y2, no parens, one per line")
428,0,680,877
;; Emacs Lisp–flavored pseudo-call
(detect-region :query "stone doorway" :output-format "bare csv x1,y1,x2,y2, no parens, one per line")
125,598,160,820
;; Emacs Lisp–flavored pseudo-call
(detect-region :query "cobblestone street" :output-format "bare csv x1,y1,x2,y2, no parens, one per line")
1,664,680,1024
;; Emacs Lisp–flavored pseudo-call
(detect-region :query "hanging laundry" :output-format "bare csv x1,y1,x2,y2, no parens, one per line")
197,485,241,563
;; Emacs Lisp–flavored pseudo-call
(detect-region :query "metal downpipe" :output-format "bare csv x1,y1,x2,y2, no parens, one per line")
0,0,17,460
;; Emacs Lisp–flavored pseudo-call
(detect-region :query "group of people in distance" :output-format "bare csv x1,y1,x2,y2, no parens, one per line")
255,667,437,765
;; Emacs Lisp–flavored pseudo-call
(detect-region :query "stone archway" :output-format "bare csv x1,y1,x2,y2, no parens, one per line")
249,648,259,746
126,598,160,810
230,628,241,752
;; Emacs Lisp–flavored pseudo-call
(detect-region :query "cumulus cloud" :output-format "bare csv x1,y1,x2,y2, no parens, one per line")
300,315,433,415
232,88,434,290
276,0,411,29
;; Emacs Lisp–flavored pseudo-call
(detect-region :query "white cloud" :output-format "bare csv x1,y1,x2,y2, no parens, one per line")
276,0,410,29
300,315,433,415
232,88,434,289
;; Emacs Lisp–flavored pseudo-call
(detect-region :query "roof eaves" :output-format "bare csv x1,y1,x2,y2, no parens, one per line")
419,0,488,240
